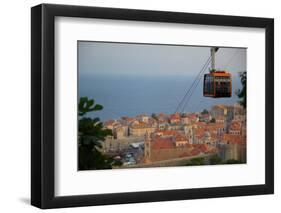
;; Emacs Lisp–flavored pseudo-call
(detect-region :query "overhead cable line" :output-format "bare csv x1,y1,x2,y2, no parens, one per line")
174,56,211,113
180,59,211,113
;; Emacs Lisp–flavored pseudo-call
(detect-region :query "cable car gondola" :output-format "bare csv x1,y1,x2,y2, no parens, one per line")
203,47,232,98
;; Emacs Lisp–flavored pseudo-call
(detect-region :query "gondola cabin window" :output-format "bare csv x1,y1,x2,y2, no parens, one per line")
203,71,232,98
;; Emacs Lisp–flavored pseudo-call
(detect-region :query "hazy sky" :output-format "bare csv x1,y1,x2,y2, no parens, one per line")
78,41,247,120
78,41,246,77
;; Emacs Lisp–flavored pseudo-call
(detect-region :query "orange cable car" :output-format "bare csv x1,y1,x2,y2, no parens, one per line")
203,47,232,98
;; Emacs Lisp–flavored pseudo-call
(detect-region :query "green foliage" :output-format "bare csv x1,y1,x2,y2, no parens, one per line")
79,97,103,116
210,118,216,123
151,113,158,120
198,117,204,122
209,154,223,165
186,157,205,166
78,96,122,170
236,71,246,109
185,156,243,166
79,118,112,144
201,109,209,115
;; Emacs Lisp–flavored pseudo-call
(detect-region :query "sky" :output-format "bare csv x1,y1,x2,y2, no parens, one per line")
78,41,247,121
78,41,246,77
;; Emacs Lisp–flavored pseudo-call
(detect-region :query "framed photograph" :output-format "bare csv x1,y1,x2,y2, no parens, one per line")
31,4,274,209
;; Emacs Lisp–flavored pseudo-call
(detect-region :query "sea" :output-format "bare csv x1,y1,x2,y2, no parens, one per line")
79,73,241,121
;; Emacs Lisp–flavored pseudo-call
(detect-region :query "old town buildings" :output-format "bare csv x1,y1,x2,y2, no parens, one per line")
103,104,246,165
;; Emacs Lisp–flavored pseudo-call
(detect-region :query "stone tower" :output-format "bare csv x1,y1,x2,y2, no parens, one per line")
184,125,194,144
144,131,151,163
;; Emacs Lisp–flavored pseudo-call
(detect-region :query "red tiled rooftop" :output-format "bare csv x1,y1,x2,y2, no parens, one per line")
221,134,245,144
190,148,201,156
155,130,179,136
151,137,175,149
131,121,152,129
170,113,181,120
179,152,191,158
229,121,242,131
104,120,115,126
195,121,206,127
175,134,188,142
187,114,198,119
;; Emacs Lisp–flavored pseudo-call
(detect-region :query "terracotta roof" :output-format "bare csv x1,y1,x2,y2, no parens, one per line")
170,113,181,120
202,114,210,118
193,128,205,137
104,120,116,126
205,123,225,131
131,122,152,129
187,114,198,119
155,130,179,136
221,134,245,144
229,121,242,131
175,134,188,142
198,144,209,152
195,121,206,127
151,137,175,149
190,148,201,156
157,113,168,120
179,152,191,158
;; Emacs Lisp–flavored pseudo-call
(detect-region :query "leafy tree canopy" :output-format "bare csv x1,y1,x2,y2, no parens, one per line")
236,71,246,109
201,109,209,114
186,157,205,166
209,154,223,165
78,97,122,170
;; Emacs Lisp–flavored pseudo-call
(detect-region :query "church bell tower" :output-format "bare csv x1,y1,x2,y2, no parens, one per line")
144,131,151,163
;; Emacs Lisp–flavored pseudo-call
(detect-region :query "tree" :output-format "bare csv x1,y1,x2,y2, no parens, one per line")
186,157,205,166
202,109,209,115
210,118,216,123
180,112,187,117
151,113,158,120
78,97,122,170
236,71,246,109
209,154,223,165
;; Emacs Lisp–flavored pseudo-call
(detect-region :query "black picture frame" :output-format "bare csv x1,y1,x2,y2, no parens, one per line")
31,3,274,209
